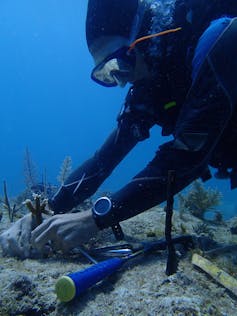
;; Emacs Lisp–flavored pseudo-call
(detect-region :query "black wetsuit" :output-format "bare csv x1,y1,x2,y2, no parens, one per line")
50,1,237,229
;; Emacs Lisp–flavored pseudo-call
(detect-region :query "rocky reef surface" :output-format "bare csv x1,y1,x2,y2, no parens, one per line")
0,207,237,316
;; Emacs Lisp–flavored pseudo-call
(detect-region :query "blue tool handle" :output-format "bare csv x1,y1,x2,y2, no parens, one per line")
69,257,124,297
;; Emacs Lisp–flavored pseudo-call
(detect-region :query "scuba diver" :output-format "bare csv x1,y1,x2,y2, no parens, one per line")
3,0,237,255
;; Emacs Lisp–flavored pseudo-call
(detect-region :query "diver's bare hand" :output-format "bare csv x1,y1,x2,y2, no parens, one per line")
0,214,40,259
31,210,99,253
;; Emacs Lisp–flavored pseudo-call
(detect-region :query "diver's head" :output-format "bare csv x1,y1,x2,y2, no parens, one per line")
86,0,147,87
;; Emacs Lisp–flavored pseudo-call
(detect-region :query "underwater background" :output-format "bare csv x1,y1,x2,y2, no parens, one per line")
0,0,236,218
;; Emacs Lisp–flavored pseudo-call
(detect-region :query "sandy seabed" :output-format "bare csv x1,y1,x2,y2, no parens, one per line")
0,207,237,316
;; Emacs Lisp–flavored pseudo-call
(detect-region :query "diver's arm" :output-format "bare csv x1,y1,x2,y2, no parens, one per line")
50,128,137,213
50,87,155,213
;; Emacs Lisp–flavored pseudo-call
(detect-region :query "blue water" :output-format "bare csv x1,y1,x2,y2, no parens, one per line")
0,1,236,218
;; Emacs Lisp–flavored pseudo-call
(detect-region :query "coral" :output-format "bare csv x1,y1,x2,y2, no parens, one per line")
1,181,23,222
213,211,223,223
146,230,157,237
230,217,237,234
24,193,52,226
24,147,38,191
0,207,237,315
57,156,72,184
193,222,214,239
180,223,187,234
230,225,237,234
23,147,56,199
10,275,35,298
219,256,237,278
178,180,222,220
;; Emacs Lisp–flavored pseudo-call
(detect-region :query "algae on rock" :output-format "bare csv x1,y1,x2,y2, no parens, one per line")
178,180,222,220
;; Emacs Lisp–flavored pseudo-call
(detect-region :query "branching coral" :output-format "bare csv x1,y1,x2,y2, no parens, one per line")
193,222,214,238
1,181,23,222
24,147,38,191
24,194,53,226
178,180,222,220
57,156,72,184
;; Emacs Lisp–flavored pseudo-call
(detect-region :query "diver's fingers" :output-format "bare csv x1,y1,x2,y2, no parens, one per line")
31,215,61,241
31,224,56,249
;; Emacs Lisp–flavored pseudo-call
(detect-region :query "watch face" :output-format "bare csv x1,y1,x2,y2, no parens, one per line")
93,197,112,216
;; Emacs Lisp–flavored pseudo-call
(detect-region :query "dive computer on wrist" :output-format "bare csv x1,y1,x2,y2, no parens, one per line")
92,197,124,240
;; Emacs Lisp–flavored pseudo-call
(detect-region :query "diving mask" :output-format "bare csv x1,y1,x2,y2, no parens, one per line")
91,28,182,88
91,47,136,87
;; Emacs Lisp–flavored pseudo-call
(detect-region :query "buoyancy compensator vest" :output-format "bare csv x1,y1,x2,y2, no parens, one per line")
181,0,237,188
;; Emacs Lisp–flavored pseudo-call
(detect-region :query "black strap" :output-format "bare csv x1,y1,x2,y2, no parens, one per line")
165,170,178,276
112,224,124,241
